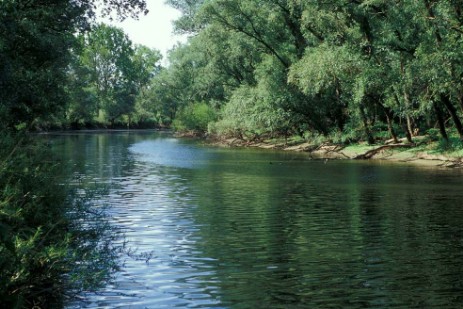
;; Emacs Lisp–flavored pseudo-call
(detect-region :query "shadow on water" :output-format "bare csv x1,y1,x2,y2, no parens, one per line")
47,131,463,308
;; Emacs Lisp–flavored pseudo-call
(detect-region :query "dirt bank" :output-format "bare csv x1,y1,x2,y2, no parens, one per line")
208,137,463,168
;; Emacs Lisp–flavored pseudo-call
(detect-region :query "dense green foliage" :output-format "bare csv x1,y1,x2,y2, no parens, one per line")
173,102,218,132
67,24,162,128
0,133,121,308
0,0,81,130
0,0,149,131
0,0,147,307
4,0,463,139
156,0,463,143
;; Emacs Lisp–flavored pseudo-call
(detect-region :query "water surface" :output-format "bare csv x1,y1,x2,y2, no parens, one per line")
52,131,463,308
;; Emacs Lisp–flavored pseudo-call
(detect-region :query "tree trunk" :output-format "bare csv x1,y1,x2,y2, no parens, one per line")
376,101,399,143
441,94,463,139
406,116,414,137
354,144,415,160
402,121,413,143
359,105,375,145
403,90,414,140
434,102,449,141
334,82,347,132
392,91,413,142
385,110,399,143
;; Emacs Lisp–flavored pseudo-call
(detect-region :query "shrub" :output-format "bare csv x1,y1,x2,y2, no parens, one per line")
0,132,121,308
426,128,441,142
173,102,217,133
437,136,463,152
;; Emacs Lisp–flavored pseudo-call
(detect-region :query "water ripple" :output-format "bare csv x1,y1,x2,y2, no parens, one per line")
58,133,463,309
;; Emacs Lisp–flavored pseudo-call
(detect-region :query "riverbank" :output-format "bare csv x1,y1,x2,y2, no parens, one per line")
206,135,463,168
44,129,463,168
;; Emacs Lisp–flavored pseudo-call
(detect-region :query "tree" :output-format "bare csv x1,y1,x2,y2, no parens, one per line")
69,29,162,128
416,0,463,139
162,0,463,143
165,0,205,34
131,45,162,125
0,0,80,129
77,24,137,126
0,0,148,130
1,1,148,307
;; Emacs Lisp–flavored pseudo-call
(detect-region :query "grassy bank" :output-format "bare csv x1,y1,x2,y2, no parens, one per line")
0,132,121,308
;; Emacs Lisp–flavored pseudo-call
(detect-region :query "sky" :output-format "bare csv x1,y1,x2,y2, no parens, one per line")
106,0,188,60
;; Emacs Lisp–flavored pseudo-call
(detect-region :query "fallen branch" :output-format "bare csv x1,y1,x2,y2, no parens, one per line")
354,144,415,160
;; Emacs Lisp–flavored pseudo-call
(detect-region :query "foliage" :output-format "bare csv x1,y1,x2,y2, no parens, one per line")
73,24,134,126
160,0,463,143
427,128,441,142
0,0,79,130
211,81,293,139
436,135,463,152
0,132,122,308
67,25,162,128
0,0,148,131
173,102,217,132
0,1,148,307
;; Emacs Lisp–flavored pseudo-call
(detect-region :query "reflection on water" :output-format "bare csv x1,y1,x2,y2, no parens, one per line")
50,131,463,308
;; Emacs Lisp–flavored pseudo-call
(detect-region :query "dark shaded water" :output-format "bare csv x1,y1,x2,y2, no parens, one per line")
49,131,463,308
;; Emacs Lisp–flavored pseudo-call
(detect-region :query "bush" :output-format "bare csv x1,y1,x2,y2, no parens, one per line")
0,132,121,308
426,128,441,142
210,85,295,139
173,102,217,133
437,136,463,152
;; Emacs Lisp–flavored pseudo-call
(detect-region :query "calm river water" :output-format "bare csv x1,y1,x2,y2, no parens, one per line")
49,131,463,308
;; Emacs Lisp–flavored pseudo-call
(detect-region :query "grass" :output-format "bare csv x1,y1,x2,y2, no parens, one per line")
341,144,378,157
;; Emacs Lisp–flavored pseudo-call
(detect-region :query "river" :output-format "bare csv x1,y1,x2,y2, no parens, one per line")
48,131,463,308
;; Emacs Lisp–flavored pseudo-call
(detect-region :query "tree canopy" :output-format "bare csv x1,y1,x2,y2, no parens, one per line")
152,0,463,143
0,0,149,130
0,1,150,307
67,24,161,127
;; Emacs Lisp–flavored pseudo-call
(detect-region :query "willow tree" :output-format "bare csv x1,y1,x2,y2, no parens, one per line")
195,0,325,136
413,0,463,140
163,0,463,141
